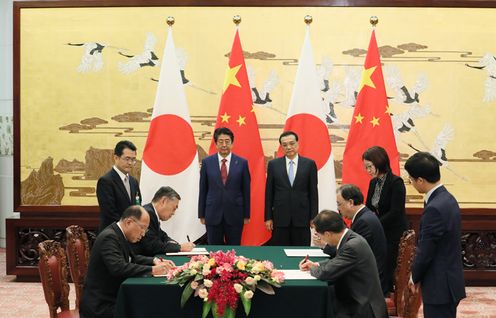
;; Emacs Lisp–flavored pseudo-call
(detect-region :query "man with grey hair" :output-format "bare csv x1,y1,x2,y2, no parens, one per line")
331,184,388,295
133,186,195,256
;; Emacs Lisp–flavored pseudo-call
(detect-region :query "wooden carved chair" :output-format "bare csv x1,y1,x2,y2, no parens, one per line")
65,225,90,309
402,280,422,318
38,240,79,318
386,229,417,316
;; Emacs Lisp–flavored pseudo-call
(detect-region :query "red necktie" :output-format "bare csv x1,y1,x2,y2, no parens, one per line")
221,159,228,185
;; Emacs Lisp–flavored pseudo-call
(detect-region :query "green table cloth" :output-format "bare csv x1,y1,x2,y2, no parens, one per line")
115,246,331,318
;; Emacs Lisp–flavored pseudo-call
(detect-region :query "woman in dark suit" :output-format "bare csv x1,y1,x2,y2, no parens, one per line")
362,146,408,294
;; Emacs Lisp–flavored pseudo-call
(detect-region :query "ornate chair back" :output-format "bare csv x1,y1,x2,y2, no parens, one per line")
38,240,72,318
65,225,90,309
402,281,422,318
386,229,417,316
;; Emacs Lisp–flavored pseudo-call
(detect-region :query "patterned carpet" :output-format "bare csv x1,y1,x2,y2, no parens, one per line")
0,248,495,317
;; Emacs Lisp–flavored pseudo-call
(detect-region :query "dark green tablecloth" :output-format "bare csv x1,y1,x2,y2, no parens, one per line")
116,246,331,318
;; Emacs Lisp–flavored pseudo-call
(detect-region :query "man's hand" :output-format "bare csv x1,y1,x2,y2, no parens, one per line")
312,232,325,248
152,258,175,276
299,259,318,271
153,257,175,268
265,220,273,231
244,218,250,225
180,242,195,252
200,218,205,225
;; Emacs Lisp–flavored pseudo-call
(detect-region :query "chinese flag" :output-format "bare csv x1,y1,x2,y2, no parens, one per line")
342,30,400,198
209,29,270,245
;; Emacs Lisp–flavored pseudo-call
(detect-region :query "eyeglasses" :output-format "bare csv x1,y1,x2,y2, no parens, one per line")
131,218,149,234
120,156,137,164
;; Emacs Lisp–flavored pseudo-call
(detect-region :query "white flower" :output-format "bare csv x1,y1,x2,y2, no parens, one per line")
254,275,261,281
244,290,254,299
190,269,197,275
198,288,208,299
204,279,213,288
234,283,243,293
190,281,199,289
245,276,256,285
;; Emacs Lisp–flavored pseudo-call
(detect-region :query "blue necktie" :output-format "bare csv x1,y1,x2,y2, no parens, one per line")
288,160,295,186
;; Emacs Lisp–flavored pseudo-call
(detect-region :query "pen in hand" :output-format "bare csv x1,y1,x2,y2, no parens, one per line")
187,235,191,242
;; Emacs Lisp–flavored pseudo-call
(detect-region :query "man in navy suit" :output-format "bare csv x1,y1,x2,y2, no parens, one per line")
97,140,142,232
198,127,250,245
405,152,466,318
265,131,318,246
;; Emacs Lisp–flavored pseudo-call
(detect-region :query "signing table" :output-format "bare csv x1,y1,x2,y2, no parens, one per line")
115,246,330,318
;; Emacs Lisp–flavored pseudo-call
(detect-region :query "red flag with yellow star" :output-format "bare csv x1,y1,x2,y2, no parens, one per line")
342,30,400,197
209,28,270,245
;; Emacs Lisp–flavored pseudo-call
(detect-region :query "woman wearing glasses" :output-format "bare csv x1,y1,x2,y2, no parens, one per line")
362,146,408,295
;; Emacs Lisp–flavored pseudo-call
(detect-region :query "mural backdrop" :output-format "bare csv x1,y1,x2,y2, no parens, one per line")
18,6,496,208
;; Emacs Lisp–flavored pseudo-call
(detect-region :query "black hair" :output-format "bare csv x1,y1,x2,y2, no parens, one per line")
312,210,345,234
213,127,234,143
362,146,391,174
337,184,364,205
114,140,137,156
278,131,299,144
404,152,441,183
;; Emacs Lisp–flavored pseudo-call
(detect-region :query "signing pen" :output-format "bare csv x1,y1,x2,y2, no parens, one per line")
187,235,191,242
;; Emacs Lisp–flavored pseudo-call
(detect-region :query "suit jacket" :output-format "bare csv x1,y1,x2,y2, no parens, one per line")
97,168,141,232
365,172,407,242
324,207,388,294
265,156,318,227
80,223,154,318
132,203,180,256
198,153,251,226
311,230,387,318
412,186,466,305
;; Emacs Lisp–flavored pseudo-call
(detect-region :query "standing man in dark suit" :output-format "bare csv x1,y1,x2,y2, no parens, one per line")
265,131,318,246
97,140,142,232
80,205,174,318
133,186,195,256
405,152,466,318
198,127,250,245
300,211,387,318
330,184,388,295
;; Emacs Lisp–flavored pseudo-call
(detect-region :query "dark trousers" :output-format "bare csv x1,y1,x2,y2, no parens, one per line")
206,220,243,245
270,226,310,246
423,301,459,318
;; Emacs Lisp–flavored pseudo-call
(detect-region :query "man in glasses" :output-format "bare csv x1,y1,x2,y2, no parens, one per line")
97,140,142,232
80,205,174,318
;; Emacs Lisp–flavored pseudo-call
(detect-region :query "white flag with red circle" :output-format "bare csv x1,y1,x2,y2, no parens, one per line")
140,27,204,241
280,26,338,212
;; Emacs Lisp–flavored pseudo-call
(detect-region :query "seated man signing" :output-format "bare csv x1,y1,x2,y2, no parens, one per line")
133,186,195,256
300,211,387,318
80,205,174,318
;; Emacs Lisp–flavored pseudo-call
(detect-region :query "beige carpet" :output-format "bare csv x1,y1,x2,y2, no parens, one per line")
1,248,495,317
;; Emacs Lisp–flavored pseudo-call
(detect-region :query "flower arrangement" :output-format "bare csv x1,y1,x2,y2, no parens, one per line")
166,250,285,318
